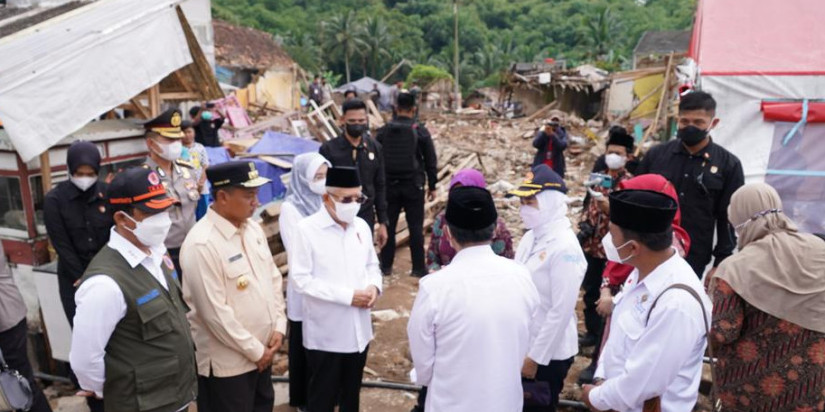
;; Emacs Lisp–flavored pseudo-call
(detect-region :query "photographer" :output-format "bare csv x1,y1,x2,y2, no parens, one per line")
576,127,634,384
531,116,568,178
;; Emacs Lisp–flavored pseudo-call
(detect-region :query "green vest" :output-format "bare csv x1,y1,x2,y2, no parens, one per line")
81,245,197,412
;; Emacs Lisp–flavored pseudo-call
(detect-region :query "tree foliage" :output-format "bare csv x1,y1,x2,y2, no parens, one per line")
214,0,696,92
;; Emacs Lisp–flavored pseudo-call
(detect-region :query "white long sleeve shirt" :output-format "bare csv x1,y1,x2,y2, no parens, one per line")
288,208,382,353
515,220,586,364
279,201,305,321
69,228,168,398
407,245,540,412
591,252,711,412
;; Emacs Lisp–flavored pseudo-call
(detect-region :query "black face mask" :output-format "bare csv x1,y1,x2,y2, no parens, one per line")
677,125,709,147
346,123,367,139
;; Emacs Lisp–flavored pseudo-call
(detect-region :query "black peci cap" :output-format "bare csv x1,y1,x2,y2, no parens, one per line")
507,164,567,197
143,108,184,139
108,167,178,212
609,189,677,233
206,161,271,189
445,186,498,230
606,127,635,151
326,166,361,188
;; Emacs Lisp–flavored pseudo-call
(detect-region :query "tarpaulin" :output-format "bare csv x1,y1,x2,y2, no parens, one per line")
691,0,825,76
0,0,192,162
204,145,283,204
761,101,825,123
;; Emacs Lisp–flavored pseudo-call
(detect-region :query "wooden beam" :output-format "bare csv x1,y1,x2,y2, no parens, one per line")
39,152,51,195
159,91,201,100
636,53,674,157
129,98,151,119
148,84,161,117
173,70,195,93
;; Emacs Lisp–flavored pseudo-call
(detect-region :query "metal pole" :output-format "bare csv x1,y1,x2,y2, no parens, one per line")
270,376,590,409
453,0,461,110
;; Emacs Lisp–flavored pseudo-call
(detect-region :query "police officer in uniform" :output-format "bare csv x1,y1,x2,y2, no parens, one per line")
142,108,200,275
69,167,197,412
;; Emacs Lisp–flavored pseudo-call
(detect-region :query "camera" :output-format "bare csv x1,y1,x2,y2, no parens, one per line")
585,173,613,189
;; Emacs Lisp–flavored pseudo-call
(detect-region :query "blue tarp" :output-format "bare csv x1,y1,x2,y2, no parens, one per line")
203,132,321,204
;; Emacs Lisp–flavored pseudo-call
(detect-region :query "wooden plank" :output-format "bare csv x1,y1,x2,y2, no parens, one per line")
148,84,161,117
525,100,560,122
636,53,674,157
309,99,338,139
160,92,201,100
40,152,51,194
173,70,194,93
129,98,151,119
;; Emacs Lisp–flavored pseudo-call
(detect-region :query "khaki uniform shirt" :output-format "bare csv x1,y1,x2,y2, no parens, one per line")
180,208,287,377
144,157,199,249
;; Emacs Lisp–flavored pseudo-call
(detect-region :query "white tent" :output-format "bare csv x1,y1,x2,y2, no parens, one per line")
687,0,825,234
334,76,393,109
0,0,193,163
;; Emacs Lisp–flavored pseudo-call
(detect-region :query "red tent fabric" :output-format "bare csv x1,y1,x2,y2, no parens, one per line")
689,0,825,76
762,101,825,123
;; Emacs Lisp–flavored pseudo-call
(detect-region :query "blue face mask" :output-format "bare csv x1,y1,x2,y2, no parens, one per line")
201,111,213,121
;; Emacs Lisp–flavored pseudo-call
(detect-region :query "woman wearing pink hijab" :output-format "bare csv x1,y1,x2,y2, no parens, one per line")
425,169,515,273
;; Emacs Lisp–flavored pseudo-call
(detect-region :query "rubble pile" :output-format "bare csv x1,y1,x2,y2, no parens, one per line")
422,111,605,244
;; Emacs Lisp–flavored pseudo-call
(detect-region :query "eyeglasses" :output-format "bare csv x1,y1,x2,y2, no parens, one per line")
330,193,368,204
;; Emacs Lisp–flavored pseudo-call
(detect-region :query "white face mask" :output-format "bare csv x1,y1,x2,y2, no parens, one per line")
601,232,634,263
519,204,543,229
309,180,327,196
154,140,183,161
333,201,360,223
71,175,97,192
123,211,172,248
605,153,627,170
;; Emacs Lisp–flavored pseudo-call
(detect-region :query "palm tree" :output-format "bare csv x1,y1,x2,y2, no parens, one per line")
583,6,622,59
357,17,393,78
321,11,365,83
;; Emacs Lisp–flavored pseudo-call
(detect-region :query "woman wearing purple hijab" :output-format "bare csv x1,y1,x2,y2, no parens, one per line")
425,169,514,273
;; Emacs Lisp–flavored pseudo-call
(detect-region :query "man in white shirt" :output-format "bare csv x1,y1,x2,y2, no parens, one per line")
289,166,382,412
407,186,540,412
508,165,586,411
583,190,711,412
70,167,197,412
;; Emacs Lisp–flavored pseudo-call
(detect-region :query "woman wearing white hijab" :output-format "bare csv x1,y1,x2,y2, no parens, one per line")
508,164,587,412
280,152,329,411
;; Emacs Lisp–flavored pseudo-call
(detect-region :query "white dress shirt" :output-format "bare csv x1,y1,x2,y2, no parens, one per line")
407,245,540,412
279,201,305,321
591,252,711,412
289,207,382,353
69,228,168,398
515,219,586,364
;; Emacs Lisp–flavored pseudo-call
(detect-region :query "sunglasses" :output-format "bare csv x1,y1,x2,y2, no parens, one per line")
330,193,368,204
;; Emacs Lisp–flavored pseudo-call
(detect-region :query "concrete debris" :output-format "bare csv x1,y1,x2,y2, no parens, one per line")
372,309,404,322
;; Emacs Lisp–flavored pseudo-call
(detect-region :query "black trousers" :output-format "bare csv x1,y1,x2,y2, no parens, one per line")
523,357,574,412
306,346,369,412
197,369,274,412
357,204,376,234
582,254,606,339
167,247,182,281
288,320,309,407
0,319,52,412
380,183,426,275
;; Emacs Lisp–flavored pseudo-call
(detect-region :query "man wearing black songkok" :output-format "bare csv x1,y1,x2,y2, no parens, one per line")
583,190,712,412
407,187,540,411
44,140,111,412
